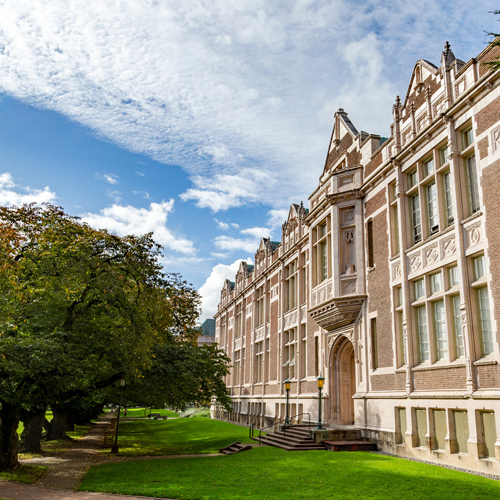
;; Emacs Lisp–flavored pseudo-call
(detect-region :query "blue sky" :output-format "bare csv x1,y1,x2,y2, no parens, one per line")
0,1,498,320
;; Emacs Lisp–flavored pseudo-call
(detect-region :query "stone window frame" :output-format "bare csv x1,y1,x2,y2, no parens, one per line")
393,285,406,368
282,328,297,380
404,139,454,248
284,260,297,312
313,217,331,287
254,339,264,384
410,263,464,365
255,285,265,328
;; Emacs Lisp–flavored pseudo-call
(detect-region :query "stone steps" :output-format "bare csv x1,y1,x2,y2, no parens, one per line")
324,440,377,452
219,441,252,455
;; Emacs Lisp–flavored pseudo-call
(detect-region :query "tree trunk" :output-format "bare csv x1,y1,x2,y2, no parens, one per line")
45,409,71,441
20,409,45,453
0,402,20,471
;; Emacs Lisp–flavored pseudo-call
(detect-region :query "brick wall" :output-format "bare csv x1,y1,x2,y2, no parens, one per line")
478,137,489,160
476,95,500,135
481,158,500,345
326,133,353,171
365,189,386,218
413,366,466,390
367,208,393,368
371,373,405,391
477,364,500,388
364,150,383,179
479,44,500,77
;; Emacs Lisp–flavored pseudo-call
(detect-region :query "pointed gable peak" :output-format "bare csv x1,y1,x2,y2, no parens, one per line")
329,109,358,152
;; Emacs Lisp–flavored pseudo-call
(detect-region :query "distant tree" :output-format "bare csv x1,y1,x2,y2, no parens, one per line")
0,204,204,470
486,10,500,71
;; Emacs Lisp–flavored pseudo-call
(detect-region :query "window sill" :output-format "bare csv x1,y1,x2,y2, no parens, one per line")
460,211,482,225
405,224,455,253
412,360,466,372
473,357,497,366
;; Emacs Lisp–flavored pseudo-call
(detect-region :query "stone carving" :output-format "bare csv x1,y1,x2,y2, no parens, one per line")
343,209,355,224
255,326,265,343
341,279,356,295
491,126,500,152
417,114,427,132
235,338,242,351
454,77,466,98
339,174,354,187
344,229,355,244
466,221,481,247
284,310,298,330
424,244,439,266
320,312,358,330
392,261,402,280
441,236,456,258
433,96,446,115
402,128,412,145
301,305,307,323
409,253,422,272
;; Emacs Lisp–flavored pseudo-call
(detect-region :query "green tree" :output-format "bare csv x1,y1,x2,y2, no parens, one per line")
486,11,500,71
0,204,203,470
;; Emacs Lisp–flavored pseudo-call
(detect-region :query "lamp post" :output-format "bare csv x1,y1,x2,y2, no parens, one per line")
284,378,291,426
111,378,125,454
315,373,325,430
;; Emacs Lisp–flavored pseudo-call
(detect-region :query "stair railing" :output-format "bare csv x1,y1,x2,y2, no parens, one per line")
254,412,312,445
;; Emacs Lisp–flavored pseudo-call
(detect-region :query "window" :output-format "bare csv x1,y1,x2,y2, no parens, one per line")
300,324,306,379
255,286,265,327
235,304,243,339
397,407,407,445
480,411,497,458
478,287,493,355
414,279,424,300
453,410,469,454
314,336,319,376
466,155,480,214
415,408,427,447
285,261,297,311
408,169,418,188
417,306,430,362
434,301,448,360
423,157,434,177
283,329,296,379
254,341,264,383
439,145,449,166
367,219,374,267
452,295,465,358
233,350,241,385
427,182,438,233
430,272,442,294
443,172,454,226
371,318,378,369
462,127,474,149
448,266,459,287
411,194,422,243
473,255,485,281
433,410,447,450
315,222,329,284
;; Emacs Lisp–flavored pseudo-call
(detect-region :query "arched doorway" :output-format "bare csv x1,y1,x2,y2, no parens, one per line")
330,337,356,425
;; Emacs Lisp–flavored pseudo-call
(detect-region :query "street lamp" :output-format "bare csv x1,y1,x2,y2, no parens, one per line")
315,373,325,430
111,378,126,454
284,378,291,426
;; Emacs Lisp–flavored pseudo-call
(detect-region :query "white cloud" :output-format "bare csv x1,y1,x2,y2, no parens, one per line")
240,226,270,239
267,208,288,230
136,171,145,177
214,218,239,230
95,172,119,185
213,235,259,254
199,258,252,321
133,190,152,200
0,1,495,212
106,190,122,203
0,172,56,206
81,200,195,255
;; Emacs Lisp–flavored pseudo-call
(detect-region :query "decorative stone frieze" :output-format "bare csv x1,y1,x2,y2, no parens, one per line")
284,310,298,330
309,295,364,332
255,326,265,343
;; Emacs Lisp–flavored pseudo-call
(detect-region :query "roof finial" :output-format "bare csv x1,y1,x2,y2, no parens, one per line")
444,41,450,56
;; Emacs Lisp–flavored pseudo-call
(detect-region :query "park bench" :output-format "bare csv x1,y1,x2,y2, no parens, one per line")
149,413,166,420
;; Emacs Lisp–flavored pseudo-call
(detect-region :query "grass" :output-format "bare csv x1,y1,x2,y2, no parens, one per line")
17,411,94,459
80,446,500,500
102,417,253,456
0,465,46,484
124,408,179,418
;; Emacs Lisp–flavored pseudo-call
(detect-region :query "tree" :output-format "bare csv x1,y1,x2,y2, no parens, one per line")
486,11,500,71
0,204,204,470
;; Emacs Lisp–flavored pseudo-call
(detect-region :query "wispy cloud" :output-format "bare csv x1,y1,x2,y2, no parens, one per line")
81,200,195,255
95,172,120,185
0,1,495,213
136,171,145,177
0,172,56,206
214,218,239,230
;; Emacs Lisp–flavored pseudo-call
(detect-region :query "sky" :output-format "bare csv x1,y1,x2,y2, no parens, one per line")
0,1,498,321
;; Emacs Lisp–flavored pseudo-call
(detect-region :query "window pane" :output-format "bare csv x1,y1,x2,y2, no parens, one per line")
478,287,493,355
417,306,429,362
433,410,447,450
463,127,473,149
481,411,497,458
408,170,418,188
444,172,454,225
430,272,442,294
452,295,465,358
411,194,422,243
473,255,485,280
448,266,459,287
467,155,480,213
434,300,448,360
439,145,449,166
427,182,439,233
320,241,328,281
453,410,469,454
424,158,434,177
415,409,427,447
414,279,424,300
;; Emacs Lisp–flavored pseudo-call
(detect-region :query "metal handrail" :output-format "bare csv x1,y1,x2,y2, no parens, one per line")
252,412,312,445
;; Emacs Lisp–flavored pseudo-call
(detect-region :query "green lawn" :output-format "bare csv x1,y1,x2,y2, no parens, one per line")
124,408,179,418
103,417,253,456
81,446,500,500
0,465,46,484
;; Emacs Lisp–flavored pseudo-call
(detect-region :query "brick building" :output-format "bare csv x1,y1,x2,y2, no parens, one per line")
212,40,500,473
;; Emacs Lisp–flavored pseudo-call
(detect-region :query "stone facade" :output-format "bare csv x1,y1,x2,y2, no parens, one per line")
212,41,500,474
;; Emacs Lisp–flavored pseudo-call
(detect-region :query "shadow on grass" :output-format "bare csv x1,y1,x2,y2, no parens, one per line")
81,447,500,500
